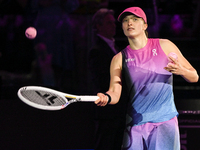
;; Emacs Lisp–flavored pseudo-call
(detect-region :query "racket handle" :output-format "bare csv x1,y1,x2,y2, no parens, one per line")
80,96,99,102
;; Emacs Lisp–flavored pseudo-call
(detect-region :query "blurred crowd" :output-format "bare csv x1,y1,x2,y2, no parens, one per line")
0,0,200,95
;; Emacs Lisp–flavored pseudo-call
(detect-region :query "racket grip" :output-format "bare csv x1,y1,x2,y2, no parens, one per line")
80,96,99,102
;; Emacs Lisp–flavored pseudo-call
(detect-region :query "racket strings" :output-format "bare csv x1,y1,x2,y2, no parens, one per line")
20,90,66,106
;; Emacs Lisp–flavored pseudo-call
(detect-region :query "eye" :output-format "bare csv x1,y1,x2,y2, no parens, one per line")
122,18,128,23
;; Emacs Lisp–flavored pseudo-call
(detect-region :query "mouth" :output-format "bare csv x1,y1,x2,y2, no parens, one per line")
127,27,135,31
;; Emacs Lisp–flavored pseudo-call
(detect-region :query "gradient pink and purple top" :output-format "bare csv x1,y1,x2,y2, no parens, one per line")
122,39,178,127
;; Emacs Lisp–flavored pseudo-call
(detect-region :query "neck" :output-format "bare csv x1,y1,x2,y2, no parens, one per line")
128,35,148,50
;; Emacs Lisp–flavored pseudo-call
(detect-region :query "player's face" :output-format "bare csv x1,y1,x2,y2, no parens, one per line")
122,14,147,38
98,14,116,39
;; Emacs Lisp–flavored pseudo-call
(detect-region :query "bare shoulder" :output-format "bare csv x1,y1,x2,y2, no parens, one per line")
159,39,179,55
111,52,122,70
159,39,174,47
113,52,122,60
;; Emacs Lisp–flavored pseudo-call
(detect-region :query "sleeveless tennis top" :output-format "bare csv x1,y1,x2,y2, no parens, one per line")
121,38,178,126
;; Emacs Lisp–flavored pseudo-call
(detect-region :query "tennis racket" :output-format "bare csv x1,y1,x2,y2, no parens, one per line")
17,86,99,110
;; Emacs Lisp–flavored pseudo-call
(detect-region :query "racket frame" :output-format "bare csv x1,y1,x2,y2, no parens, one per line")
17,86,98,110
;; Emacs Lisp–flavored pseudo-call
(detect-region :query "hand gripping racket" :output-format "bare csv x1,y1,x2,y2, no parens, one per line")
17,86,99,110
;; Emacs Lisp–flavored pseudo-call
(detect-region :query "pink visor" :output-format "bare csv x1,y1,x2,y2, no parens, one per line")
118,7,147,23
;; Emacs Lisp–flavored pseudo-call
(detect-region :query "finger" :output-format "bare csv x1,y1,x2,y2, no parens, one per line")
170,56,178,64
170,68,178,73
95,93,109,106
96,99,105,106
170,69,174,73
164,67,175,73
98,101,106,106
95,99,100,104
167,62,174,67
100,95,108,106
95,99,103,106
99,96,107,106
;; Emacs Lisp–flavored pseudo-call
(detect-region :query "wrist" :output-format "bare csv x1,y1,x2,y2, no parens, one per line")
104,93,111,104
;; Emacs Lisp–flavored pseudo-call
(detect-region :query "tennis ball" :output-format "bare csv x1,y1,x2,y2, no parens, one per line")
168,52,178,63
25,27,37,39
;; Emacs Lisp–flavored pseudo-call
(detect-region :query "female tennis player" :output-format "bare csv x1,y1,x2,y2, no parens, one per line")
95,6,199,150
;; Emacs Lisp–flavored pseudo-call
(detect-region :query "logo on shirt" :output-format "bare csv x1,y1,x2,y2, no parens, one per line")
125,58,135,62
152,49,157,56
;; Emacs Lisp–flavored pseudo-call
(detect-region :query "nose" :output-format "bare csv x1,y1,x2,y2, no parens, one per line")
128,20,132,26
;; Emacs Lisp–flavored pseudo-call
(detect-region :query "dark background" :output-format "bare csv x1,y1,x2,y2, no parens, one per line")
0,0,200,149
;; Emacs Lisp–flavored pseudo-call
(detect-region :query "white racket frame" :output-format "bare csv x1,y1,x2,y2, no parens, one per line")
17,86,99,110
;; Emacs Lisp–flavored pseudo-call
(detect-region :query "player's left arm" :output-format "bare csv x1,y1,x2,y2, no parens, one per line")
160,39,199,83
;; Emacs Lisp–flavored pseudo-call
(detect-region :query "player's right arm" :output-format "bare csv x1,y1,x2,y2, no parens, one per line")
95,52,122,106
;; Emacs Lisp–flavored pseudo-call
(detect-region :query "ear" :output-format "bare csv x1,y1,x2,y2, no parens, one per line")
143,23,148,30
